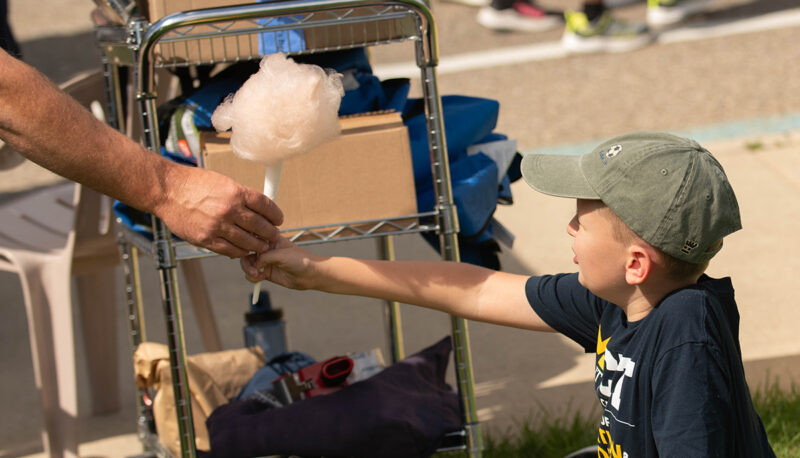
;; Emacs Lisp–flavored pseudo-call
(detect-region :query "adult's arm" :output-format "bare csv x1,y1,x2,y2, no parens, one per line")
0,48,283,257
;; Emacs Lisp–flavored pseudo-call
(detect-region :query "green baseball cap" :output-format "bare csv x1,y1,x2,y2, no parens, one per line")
521,131,741,263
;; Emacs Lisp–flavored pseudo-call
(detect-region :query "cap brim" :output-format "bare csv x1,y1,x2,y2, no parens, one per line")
520,153,599,199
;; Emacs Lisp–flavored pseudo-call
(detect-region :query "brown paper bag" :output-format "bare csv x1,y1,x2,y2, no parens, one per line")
134,342,266,456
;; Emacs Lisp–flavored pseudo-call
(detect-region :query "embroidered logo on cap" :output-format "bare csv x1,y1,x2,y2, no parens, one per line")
681,240,699,254
599,144,622,166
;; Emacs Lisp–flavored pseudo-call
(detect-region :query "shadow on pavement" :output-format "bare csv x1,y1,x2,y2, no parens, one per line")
18,31,101,84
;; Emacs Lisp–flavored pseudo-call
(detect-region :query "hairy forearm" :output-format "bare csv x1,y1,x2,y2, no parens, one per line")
2,49,283,257
0,50,171,215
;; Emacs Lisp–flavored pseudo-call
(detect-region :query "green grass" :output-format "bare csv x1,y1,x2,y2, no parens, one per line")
436,379,800,458
745,139,765,151
434,404,597,458
753,379,800,457
478,408,597,458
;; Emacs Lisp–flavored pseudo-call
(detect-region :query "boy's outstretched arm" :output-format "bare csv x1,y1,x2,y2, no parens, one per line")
241,238,555,332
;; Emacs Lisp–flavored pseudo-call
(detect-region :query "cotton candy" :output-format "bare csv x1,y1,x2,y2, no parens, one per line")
211,53,344,305
211,53,344,163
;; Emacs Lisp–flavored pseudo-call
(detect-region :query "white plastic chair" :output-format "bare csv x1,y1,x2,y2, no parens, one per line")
0,70,222,457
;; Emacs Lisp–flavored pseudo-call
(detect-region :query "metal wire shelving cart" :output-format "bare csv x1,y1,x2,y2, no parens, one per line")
96,0,483,456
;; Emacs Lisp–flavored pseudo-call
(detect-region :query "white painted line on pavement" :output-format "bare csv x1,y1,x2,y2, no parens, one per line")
373,7,800,80
523,111,800,157
374,42,567,79
659,6,800,43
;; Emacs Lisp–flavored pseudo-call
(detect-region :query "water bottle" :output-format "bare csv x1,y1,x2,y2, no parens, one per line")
243,290,287,360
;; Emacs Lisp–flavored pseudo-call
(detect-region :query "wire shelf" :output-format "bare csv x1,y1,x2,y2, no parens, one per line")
153,6,418,67
94,4,421,68
117,211,438,261
98,4,424,68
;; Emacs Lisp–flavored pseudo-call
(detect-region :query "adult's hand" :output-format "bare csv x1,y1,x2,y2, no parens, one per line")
156,165,283,258
0,48,283,258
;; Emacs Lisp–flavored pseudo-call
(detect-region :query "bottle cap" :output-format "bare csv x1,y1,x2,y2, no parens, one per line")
245,290,283,323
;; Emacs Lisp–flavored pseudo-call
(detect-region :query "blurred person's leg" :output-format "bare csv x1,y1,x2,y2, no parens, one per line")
0,0,21,58
647,0,714,27
477,0,562,32
562,0,652,53
603,0,641,7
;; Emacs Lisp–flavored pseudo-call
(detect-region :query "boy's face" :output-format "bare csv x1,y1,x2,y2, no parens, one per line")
567,199,631,301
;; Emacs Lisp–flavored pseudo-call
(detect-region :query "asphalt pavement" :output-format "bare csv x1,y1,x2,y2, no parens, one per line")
1,0,799,456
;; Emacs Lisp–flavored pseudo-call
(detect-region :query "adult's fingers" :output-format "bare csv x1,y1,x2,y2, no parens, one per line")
221,222,271,254
243,190,283,224
206,237,250,259
234,205,281,246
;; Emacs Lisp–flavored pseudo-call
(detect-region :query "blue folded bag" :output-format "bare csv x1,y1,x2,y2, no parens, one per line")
402,95,500,185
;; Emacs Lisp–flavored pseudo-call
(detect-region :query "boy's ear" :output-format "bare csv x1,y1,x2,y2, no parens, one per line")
625,243,653,285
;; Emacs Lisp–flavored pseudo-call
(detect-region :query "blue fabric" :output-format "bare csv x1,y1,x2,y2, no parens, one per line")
339,74,410,115
236,351,317,400
113,200,154,240
402,95,500,185
403,97,509,268
415,152,498,238
293,48,373,74
256,0,306,54
297,49,409,115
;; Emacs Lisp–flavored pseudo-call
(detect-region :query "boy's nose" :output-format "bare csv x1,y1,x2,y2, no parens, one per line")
566,215,578,237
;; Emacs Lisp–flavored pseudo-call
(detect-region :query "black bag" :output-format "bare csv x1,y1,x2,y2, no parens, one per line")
200,336,462,458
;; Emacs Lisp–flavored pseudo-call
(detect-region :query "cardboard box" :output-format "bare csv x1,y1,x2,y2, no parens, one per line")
200,112,418,238
142,0,416,64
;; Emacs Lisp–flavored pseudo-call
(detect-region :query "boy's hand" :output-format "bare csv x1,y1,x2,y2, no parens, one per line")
239,237,324,290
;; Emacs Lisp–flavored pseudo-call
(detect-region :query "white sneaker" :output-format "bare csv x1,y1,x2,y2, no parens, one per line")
477,2,562,33
562,10,652,54
647,0,713,27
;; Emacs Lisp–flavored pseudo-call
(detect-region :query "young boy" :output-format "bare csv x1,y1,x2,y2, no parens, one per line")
241,131,775,457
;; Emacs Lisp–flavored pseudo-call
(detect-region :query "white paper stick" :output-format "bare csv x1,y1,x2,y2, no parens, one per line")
253,161,283,304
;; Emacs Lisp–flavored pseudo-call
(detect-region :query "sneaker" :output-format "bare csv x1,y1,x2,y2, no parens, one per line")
561,10,652,53
477,1,563,33
604,0,642,8
647,0,713,27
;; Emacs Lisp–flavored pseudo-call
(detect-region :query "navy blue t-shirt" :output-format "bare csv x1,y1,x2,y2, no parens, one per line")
526,273,775,457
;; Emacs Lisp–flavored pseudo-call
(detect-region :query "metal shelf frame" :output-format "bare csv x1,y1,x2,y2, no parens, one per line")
102,1,483,456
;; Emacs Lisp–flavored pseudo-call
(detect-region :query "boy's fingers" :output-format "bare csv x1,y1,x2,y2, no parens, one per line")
240,254,262,281
255,248,283,269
